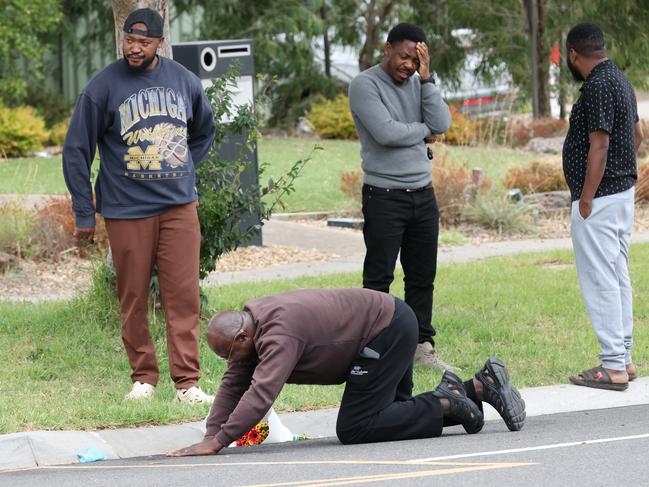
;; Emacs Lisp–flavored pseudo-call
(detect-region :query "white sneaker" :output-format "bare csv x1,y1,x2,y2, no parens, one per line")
125,381,155,400
414,342,458,371
176,386,214,404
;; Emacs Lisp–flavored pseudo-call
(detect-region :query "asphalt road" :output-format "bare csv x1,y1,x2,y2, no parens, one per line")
3,405,649,487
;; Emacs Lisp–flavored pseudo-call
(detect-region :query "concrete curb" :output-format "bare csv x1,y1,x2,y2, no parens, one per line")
2,378,647,471
271,212,331,221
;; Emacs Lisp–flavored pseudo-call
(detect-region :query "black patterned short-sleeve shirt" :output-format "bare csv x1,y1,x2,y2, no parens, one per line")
562,60,638,201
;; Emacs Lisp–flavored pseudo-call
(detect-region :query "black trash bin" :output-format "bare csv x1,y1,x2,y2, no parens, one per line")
172,40,261,245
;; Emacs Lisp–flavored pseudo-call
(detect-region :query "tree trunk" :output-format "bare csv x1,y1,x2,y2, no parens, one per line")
320,4,331,77
525,0,540,118
358,0,396,71
558,26,567,119
524,0,551,118
536,0,551,117
111,0,172,59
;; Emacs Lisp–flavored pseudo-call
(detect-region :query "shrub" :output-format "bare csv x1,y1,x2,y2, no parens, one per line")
433,149,470,224
340,169,363,204
197,65,315,279
636,162,649,203
307,94,358,140
432,143,491,225
463,193,531,235
76,261,121,330
443,106,479,146
475,116,511,146
637,119,649,159
48,119,69,147
0,106,49,158
507,117,567,147
262,64,339,128
31,196,109,260
508,118,533,146
338,144,492,226
0,201,36,258
503,160,567,194
530,117,567,138
0,197,109,262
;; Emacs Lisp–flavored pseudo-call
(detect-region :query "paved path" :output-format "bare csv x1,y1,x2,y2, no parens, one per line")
262,219,366,256
203,219,366,285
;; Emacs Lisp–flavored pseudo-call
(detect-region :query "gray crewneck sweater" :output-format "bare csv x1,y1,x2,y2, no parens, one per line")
349,65,451,188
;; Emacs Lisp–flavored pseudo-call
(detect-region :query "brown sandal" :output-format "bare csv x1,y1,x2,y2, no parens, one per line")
569,365,628,391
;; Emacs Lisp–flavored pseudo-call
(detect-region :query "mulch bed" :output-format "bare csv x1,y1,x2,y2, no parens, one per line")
0,245,331,300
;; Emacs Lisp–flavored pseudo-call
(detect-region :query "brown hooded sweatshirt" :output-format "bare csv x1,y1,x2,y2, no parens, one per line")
205,288,395,446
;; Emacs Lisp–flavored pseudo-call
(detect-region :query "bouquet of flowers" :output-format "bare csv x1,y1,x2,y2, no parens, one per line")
235,421,270,447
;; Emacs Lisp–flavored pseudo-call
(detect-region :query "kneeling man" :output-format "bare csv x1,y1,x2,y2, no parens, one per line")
169,289,525,456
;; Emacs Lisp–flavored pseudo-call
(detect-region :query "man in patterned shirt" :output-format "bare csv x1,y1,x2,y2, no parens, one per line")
562,23,643,391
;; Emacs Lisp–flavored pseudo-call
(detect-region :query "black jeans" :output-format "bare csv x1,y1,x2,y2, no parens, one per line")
336,298,444,444
361,184,439,344
335,299,483,444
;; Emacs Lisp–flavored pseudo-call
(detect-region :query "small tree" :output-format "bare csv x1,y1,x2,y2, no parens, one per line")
1,0,62,104
197,66,319,279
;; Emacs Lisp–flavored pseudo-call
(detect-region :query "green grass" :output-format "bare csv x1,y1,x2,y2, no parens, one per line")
446,145,554,182
0,157,68,194
2,244,648,433
0,138,555,212
260,139,554,212
260,138,360,213
438,228,468,246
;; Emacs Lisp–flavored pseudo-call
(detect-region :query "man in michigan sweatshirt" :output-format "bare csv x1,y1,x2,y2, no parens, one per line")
62,8,216,403
348,23,451,368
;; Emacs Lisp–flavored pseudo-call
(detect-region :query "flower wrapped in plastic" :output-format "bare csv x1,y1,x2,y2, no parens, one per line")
235,421,270,447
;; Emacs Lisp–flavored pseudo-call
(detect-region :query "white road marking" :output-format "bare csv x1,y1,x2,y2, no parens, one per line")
407,432,649,463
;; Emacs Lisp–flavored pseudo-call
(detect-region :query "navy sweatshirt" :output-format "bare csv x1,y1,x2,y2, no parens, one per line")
62,56,216,227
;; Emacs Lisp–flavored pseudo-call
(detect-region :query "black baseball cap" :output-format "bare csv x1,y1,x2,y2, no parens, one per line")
123,8,164,38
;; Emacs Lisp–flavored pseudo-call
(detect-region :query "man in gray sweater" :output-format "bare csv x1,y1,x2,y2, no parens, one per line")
168,288,525,456
349,23,451,368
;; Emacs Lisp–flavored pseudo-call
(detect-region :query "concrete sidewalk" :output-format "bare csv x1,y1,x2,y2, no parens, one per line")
1,378,648,471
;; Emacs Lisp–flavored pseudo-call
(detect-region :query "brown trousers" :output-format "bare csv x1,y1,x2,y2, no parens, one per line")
105,202,201,389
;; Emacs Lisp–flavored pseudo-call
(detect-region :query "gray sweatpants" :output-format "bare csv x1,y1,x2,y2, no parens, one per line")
570,186,635,371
